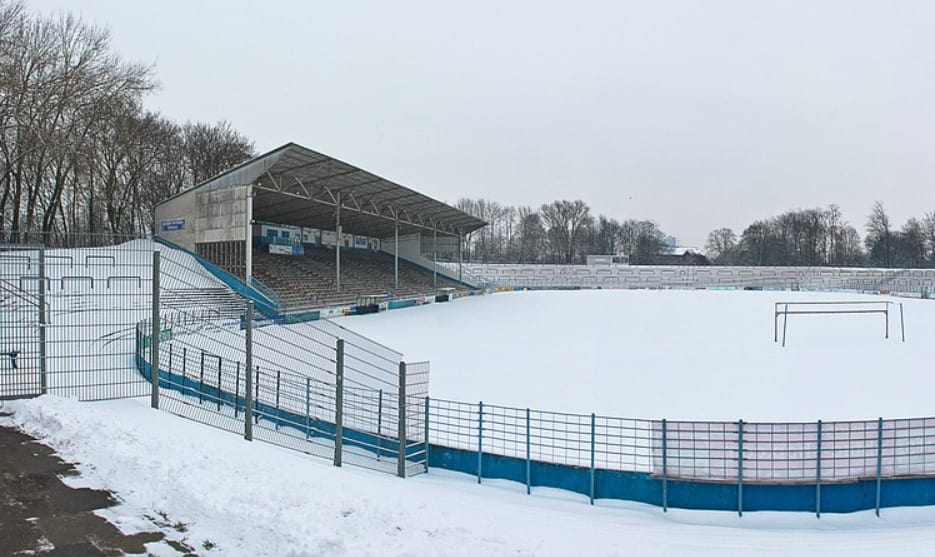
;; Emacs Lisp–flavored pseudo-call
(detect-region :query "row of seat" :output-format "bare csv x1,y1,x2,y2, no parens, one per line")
252,248,467,313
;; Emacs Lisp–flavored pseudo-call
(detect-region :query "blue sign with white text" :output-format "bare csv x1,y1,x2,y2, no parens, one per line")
161,218,185,231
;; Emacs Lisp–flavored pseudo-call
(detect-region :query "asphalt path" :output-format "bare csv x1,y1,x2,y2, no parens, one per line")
0,415,194,556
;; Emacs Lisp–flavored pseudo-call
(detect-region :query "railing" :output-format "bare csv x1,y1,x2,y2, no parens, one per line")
463,263,935,296
426,400,935,514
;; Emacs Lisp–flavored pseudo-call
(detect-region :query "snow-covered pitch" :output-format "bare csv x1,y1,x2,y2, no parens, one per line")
339,289,935,422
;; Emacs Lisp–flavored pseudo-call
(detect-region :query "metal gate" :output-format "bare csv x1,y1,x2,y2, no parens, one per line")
0,245,44,399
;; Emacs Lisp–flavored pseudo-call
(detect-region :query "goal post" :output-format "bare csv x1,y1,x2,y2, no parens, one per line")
774,300,897,346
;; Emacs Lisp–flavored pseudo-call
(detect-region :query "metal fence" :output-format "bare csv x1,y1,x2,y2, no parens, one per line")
1,231,429,476
6,232,935,513
140,244,430,476
427,401,935,486
1,233,154,401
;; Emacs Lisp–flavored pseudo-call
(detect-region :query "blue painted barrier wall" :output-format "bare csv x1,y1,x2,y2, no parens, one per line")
426,443,935,513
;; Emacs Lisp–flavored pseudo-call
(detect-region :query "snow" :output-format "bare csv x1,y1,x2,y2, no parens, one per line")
337,290,935,421
7,253,935,555
7,395,935,557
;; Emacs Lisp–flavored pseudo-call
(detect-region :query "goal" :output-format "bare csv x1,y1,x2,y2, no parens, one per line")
773,300,902,346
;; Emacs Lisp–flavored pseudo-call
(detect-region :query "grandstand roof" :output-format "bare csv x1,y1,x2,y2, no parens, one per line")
161,142,486,238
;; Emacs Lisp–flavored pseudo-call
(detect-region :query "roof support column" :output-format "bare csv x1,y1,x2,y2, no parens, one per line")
394,213,399,291
336,192,342,294
458,231,463,284
245,183,253,286
433,228,437,288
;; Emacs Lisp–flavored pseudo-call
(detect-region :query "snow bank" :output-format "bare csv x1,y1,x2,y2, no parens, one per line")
8,395,935,556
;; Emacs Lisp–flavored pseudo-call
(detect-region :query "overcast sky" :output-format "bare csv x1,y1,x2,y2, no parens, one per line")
29,0,935,247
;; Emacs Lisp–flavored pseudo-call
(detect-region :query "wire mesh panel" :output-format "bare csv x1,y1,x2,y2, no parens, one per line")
595,416,655,473
404,361,430,476
429,398,480,452
1,232,157,401
483,404,526,461
821,420,878,481
884,418,935,477
743,422,819,481
0,244,41,399
529,409,592,468
653,421,739,481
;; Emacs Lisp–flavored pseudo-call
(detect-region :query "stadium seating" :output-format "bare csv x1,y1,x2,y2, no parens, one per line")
252,247,466,313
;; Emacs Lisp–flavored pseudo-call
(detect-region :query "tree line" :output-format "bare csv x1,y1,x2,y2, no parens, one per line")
705,203,935,268
0,1,254,239
455,198,674,264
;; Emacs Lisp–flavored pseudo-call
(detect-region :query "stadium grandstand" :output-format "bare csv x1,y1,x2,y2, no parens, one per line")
154,142,487,314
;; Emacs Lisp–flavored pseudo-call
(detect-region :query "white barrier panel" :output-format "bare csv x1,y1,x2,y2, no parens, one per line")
461,264,935,295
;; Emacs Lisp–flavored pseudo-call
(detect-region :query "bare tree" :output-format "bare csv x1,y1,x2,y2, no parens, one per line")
540,200,592,264
182,120,254,185
515,205,545,263
865,201,894,267
704,227,737,264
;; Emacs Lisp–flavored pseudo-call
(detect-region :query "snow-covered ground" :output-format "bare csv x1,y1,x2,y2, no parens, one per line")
7,395,935,557
338,289,935,421
7,271,935,555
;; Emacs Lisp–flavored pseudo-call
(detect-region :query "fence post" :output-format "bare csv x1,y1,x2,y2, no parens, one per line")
275,369,281,430
816,419,822,518
168,344,173,388
397,360,407,478
38,245,47,395
334,339,345,467
782,303,789,347
737,419,744,517
424,396,430,474
217,358,222,411
234,361,240,419
244,301,253,441
199,351,205,404
885,305,889,339
477,401,484,484
662,419,668,512
377,389,383,460
876,417,883,517
305,377,311,440
150,250,160,409
590,412,596,505
900,303,905,342
526,408,531,495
